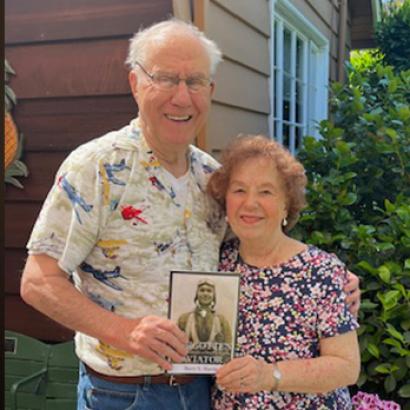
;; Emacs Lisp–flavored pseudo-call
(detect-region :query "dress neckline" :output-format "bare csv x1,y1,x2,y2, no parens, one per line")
235,241,313,271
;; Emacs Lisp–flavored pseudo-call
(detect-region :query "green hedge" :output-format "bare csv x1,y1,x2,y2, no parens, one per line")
294,55,410,407
376,0,410,72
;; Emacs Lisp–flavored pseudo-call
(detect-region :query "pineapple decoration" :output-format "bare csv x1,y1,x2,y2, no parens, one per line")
5,59,28,188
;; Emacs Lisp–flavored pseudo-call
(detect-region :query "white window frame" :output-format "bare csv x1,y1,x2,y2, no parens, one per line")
269,0,329,153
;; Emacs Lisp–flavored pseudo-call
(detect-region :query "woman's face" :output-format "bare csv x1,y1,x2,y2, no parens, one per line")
226,157,288,245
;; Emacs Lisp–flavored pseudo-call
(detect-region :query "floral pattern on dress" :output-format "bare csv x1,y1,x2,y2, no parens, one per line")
212,238,359,410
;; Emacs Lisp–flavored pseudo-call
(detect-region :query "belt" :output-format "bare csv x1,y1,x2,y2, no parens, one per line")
84,363,196,386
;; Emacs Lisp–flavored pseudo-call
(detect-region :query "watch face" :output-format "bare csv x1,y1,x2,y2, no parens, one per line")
273,367,282,380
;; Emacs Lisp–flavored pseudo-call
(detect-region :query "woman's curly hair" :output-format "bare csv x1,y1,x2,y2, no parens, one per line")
207,134,307,232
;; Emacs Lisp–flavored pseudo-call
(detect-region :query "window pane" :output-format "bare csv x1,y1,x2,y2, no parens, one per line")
296,37,304,80
283,74,291,121
296,126,304,151
283,28,291,74
272,9,328,147
283,123,290,147
274,66,282,120
296,80,304,124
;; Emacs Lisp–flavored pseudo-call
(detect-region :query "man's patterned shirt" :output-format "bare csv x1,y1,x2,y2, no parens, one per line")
27,118,226,376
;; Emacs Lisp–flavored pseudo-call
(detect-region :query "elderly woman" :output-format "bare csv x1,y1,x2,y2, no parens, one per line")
207,135,360,409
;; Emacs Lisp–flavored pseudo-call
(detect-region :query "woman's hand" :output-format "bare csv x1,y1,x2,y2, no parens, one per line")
215,355,273,393
344,271,361,318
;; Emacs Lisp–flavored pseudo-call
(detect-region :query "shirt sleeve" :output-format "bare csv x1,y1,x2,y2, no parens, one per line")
27,146,108,275
315,255,359,339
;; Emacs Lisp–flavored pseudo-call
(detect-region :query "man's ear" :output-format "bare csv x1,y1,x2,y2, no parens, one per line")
129,70,138,100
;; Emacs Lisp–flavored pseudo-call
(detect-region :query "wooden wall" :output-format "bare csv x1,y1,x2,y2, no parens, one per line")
350,0,378,49
5,0,173,342
202,0,271,157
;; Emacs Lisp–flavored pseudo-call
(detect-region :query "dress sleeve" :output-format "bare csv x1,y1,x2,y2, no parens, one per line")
27,146,110,275
315,255,359,339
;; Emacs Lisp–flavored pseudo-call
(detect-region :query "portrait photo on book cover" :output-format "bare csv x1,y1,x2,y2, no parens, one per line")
168,270,240,374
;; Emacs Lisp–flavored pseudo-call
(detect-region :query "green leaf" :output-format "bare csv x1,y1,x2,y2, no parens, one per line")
5,59,15,74
360,300,379,310
367,343,380,358
356,261,377,275
377,242,395,252
4,176,24,189
378,290,401,310
379,266,391,283
398,384,410,398
342,192,357,206
375,363,393,374
384,374,396,392
386,127,398,140
386,324,405,343
356,372,366,387
311,231,326,244
385,199,396,213
383,338,402,348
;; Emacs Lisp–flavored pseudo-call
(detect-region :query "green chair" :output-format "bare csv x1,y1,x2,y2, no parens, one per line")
45,338,78,410
4,331,78,410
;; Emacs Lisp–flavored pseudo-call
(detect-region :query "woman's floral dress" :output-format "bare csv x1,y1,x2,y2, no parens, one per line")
212,238,359,410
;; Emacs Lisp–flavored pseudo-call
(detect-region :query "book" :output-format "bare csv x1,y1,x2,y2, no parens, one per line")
168,270,240,374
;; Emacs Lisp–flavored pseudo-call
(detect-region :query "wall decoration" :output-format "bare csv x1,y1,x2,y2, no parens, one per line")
5,59,28,188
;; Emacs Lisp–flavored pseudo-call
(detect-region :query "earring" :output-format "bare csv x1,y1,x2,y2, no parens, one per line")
282,217,288,227
225,215,229,223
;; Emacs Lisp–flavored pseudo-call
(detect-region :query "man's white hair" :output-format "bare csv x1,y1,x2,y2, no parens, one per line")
125,18,223,76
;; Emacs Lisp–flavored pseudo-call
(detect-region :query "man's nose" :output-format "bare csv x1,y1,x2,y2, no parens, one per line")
171,80,192,106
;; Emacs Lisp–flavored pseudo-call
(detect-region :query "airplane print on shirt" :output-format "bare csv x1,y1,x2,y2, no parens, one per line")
80,262,127,291
99,159,130,206
57,175,93,224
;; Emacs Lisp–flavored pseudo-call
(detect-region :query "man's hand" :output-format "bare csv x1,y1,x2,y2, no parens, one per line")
126,316,189,371
344,271,361,318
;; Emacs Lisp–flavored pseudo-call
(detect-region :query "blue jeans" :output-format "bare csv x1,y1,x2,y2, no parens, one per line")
77,362,212,410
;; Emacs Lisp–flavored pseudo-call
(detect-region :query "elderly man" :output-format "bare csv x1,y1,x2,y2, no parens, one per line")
20,18,360,410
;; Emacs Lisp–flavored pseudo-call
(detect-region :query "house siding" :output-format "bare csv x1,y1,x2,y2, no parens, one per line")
289,0,351,82
201,0,352,155
5,0,173,342
201,0,271,157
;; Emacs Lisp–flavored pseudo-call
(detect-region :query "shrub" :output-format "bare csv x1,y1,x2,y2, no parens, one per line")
375,0,410,72
294,57,410,407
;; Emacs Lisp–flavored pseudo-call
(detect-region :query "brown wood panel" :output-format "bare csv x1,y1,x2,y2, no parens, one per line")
13,96,137,152
5,152,67,202
5,0,173,44
6,39,130,99
5,295,74,342
5,249,27,294
5,202,43,248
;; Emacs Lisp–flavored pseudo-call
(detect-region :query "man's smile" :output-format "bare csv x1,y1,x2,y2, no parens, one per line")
165,114,193,122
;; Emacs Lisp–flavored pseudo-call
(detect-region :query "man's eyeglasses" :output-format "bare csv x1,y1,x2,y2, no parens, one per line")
135,62,212,94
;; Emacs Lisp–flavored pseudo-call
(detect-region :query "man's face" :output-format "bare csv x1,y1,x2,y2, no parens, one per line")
197,284,215,307
129,31,215,153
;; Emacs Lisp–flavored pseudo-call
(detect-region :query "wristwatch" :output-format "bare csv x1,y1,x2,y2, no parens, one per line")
272,362,282,391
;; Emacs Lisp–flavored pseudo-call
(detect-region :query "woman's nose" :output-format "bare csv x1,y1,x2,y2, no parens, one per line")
243,193,258,208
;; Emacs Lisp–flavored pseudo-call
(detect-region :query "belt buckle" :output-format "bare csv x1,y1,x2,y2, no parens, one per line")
168,375,179,386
